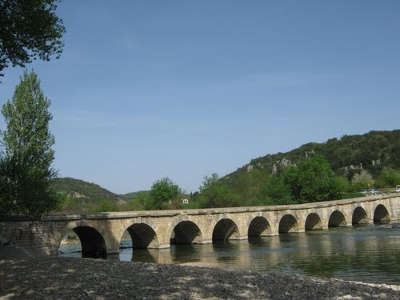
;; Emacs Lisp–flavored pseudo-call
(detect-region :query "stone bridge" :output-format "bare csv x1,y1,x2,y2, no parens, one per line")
1,194,399,258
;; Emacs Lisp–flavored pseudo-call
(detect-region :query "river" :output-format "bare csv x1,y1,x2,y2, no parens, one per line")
60,223,400,285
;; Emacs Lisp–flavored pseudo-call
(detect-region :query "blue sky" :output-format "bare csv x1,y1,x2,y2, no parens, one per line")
1,1,399,194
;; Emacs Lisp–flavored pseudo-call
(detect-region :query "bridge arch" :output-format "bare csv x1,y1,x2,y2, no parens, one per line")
122,223,159,249
170,220,202,245
352,206,368,225
374,204,390,224
59,223,107,259
212,218,239,242
328,210,347,227
279,214,298,233
248,216,271,237
305,213,322,231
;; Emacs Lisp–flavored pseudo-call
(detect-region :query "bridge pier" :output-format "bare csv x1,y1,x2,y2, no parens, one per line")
200,239,212,245
106,248,120,256
156,243,170,249
321,224,329,230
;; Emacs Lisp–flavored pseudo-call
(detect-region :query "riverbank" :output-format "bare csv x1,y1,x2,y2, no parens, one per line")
1,257,399,299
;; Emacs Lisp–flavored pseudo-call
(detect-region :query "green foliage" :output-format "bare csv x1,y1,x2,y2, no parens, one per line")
57,192,122,214
199,173,219,192
351,170,374,190
50,177,129,214
258,175,293,205
196,174,240,208
148,177,181,210
125,191,150,211
220,130,400,206
194,156,351,208
0,155,58,217
341,191,364,199
334,176,351,192
56,193,81,213
91,199,120,213
2,71,55,169
0,0,65,77
52,178,155,213
282,156,343,203
376,168,400,188
253,156,346,206
0,71,57,218
120,191,145,201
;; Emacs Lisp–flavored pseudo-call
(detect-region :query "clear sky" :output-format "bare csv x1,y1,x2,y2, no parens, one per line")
1,1,399,194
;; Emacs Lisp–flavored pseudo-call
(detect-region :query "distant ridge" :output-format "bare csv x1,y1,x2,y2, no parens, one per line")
223,129,400,187
50,177,142,203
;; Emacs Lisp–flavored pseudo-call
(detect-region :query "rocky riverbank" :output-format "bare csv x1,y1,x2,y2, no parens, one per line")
1,257,400,299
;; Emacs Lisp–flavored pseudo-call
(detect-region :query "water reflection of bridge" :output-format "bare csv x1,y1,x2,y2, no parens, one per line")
119,225,400,276
1,194,399,258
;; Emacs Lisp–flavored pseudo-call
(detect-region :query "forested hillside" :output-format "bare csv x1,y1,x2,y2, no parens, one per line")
50,178,146,213
51,178,119,202
225,130,400,184
194,130,400,208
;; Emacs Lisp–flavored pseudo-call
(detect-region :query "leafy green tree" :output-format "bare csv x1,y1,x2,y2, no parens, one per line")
334,176,351,193
282,155,342,203
148,177,181,209
258,175,293,205
199,173,219,192
0,0,65,78
197,173,240,208
0,70,57,217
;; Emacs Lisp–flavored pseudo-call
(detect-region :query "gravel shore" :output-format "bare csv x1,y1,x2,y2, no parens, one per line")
1,257,400,299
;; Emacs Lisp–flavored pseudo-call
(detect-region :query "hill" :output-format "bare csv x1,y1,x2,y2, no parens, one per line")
51,177,121,202
227,130,400,178
51,177,148,201
218,130,400,201
51,178,152,213
119,191,149,201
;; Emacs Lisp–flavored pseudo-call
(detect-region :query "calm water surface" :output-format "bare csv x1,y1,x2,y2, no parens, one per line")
60,224,400,285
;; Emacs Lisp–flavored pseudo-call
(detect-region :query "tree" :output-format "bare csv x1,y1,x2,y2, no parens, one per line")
199,173,219,193
376,168,400,188
282,155,342,203
148,177,181,210
258,175,293,205
197,173,240,208
0,0,65,78
0,70,57,217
